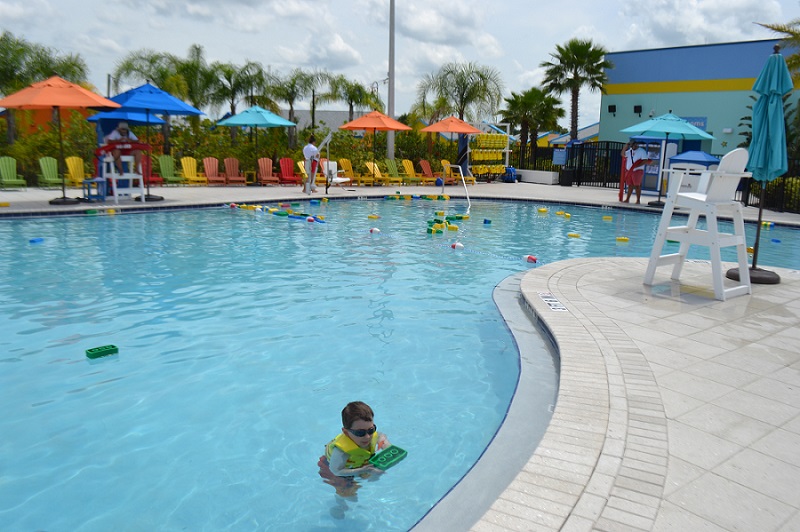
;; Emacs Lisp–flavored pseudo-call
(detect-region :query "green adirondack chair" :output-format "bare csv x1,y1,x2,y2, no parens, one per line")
37,157,63,188
385,158,414,186
157,155,187,185
0,156,27,190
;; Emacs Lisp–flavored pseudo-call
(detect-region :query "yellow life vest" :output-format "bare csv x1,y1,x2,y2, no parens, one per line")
325,432,379,469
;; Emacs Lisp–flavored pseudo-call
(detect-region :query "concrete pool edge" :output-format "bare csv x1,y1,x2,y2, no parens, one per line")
412,272,560,530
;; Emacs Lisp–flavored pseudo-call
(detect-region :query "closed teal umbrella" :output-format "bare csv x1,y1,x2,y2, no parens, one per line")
731,46,793,284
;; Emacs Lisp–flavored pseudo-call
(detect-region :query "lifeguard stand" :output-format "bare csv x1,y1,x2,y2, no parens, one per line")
643,148,752,301
102,154,145,204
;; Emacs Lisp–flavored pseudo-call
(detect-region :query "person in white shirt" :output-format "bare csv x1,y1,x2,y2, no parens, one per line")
302,135,320,194
104,121,142,175
624,141,652,204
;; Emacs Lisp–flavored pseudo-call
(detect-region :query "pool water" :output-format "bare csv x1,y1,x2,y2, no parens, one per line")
0,199,797,531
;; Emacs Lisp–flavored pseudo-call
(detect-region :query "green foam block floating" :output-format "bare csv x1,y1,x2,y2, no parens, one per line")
369,445,407,470
86,345,118,359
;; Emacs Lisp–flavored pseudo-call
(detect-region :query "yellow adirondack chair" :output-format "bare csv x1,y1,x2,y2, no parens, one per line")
65,156,87,187
180,157,207,186
338,158,373,186
401,159,434,186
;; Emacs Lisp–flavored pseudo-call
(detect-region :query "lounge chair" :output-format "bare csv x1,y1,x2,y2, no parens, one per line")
37,156,62,188
401,159,434,186
385,158,413,186
338,158,373,186
157,155,187,186
442,159,475,185
365,161,400,186
180,157,207,186
278,157,303,186
419,159,454,185
223,158,247,186
203,157,226,186
257,158,279,186
320,159,351,187
65,156,87,187
0,156,27,190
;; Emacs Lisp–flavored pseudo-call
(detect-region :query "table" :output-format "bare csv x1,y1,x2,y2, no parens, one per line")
82,178,106,202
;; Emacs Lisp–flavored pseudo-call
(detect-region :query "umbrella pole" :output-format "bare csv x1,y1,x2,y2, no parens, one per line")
728,181,781,284
647,135,668,208
50,106,80,205
139,110,163,202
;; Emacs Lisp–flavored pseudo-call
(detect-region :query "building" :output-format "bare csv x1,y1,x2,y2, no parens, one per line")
599,39,799,155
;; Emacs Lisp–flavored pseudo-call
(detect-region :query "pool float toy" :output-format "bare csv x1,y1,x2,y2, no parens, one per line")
316,215,325,221
525,255,537,263
616,236,629,242
86,345,118,359
447,224,458,231
435,211,444,216
564,213,571,219
369,228,381,233
86,209,98,215
451,242,464,249
567,233,580,238
771,238,781,243
106,209,116,215
0,202,10,207
310,199,321,205
229,203,237,208
602,215,613,221
762,221,773,227
274,210,289,217
747,246,755,254
555,211,564,216
538,207,548,213
368,214,380,219
306,216,315,222
322,197,329,203
484,219,491,224
666,239,678,244
29,237,44,244
255,207,263,212
369,445,407,471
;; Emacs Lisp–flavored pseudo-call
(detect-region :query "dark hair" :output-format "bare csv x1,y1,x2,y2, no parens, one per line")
341,401,374,429
308,135,316,144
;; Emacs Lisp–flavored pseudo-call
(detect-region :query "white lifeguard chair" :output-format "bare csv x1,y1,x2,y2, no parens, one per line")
643,148,752,301
102,154,145,204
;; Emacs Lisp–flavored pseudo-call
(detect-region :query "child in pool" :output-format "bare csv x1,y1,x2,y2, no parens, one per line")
318,401,391,497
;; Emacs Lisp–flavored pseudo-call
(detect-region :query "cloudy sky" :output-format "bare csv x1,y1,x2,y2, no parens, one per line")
2,0,799,129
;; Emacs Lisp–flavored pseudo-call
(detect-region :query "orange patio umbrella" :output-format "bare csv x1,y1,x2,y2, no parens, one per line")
420,116,481,135
0,76,120,205
340,110,411,180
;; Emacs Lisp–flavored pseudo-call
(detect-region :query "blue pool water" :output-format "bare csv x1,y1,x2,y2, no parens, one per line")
0,198,797,531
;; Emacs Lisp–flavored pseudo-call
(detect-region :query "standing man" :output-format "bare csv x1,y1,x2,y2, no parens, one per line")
104,121,142,176
624,140,652,204
303,135,320,194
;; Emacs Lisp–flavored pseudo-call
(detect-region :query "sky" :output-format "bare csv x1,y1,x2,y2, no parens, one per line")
2,0,800,130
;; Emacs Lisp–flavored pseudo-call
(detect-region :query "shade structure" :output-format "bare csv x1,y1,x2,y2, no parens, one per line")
421,116,481,135
217,106,296,182
729,48,793,284
621,113,715,206
88,109,165,135
340,110,411,181
669,150,720,166
110,83,203,201
0,76,120,205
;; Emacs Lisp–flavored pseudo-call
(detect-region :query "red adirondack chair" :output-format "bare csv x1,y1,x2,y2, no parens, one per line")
203,157,226,186
278,157,303,186
223,158,247,186
257,158,279,186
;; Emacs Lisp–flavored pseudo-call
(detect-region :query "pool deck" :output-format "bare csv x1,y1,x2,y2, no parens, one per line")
3,182,799,531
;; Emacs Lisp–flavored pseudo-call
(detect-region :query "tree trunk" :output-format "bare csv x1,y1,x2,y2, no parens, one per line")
570,88,579,142
5,110,16,145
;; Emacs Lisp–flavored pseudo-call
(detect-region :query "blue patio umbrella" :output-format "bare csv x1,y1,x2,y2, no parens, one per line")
217,106,296,182
88,109,164,140
621,113,715,205
730,46,793,284
110,83,203,201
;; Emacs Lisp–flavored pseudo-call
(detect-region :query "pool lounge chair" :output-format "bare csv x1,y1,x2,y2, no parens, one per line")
65,156,88,187
180,157,207,186
278,158,303,186
257,158,279,186
338,158,373,186
385,158,414,186
157,155,187,186
419,159,455,185
401,159,434,186
203,157,226,186
37,157,62,188
0,156,27,190
442,159,476,185
223,158,247,186
365,161,401,187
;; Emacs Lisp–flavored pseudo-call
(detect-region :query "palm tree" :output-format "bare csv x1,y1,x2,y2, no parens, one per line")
322,74,383,122
270,68,316,148
758,21,800,76
500,87,564,168
415,62,504,121
540,38,612,142
209,60,265,141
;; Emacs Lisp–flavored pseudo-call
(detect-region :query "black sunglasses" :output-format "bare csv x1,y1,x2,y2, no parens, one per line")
347,425,376,438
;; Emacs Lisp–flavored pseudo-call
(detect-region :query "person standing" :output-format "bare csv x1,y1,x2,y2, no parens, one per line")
624,141,652,204
302,135,320,194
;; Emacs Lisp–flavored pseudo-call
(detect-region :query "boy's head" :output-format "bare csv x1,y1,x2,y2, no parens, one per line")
308,134,316,144
341,401,373,428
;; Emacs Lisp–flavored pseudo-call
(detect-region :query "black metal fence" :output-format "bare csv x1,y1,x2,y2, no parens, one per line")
517,141,799,214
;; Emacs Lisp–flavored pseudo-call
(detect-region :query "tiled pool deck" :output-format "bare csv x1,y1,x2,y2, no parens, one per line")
3,182,799,531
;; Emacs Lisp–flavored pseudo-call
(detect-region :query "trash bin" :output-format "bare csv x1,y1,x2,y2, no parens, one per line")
560,167,575,186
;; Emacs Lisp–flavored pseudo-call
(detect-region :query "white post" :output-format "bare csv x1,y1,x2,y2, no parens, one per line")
386,0,396,159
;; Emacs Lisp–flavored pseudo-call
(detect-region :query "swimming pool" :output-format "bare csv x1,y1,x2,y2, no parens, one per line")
0,198,797,531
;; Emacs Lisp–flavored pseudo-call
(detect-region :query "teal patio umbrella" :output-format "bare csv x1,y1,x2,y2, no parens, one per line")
217,106,296,178
728,46,793,285
621,113,715,206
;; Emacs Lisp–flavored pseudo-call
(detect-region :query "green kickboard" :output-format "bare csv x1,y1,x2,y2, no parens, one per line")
369,445,407,470
86,345,118,359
